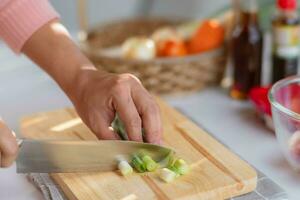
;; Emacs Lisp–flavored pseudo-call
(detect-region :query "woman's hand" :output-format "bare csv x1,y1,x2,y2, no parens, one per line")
22,20,163,144
71,70,163,144
0,120,18,168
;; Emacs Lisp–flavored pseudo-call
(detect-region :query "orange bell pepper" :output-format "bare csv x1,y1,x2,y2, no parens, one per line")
157,39,187,57
188,19,225,54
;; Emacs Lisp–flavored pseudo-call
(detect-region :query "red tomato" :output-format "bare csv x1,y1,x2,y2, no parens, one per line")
249,86,272,116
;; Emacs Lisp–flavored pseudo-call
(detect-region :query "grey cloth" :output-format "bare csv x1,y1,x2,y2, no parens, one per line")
27,109,289,200
230,170,288,200
27,173,67,200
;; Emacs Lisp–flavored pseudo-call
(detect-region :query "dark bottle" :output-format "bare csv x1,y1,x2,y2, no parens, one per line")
272,0,300,83
230,0,263,100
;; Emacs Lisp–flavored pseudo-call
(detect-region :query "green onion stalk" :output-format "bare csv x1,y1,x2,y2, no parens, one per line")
131,155,146,173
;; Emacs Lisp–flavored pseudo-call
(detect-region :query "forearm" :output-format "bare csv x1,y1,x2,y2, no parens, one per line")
21,19,162,144
22,19,96,98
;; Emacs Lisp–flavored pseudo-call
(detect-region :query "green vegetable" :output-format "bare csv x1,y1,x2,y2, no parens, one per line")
163,157,189,178
112,115,128,140
131,155,146,173
159,168,177,183
131,153,159,173
158,151,175,168
118,160,133,176
167,166,181,177
141,155,158,172
112,114,190,180
112,115,147,142
172,159,189,175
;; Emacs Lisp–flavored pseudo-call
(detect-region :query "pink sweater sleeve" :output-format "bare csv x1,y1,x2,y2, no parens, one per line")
0,0,59,53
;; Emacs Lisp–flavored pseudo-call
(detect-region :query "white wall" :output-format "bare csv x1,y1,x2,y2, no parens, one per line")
49,0,230,32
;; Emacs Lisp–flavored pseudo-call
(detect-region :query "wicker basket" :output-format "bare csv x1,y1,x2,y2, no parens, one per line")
79,18,227,94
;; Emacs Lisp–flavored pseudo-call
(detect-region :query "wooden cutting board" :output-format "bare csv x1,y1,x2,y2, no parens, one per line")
20,98,257,200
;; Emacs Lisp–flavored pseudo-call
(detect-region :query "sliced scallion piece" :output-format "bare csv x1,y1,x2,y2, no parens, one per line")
172,159,189,175
141,155,158,172
167,166,181,178
159,168,177,183
118,160,133,176
158,151,175,168
131,155,146,173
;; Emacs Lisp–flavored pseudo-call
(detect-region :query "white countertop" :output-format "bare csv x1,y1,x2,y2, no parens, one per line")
0,44,299,200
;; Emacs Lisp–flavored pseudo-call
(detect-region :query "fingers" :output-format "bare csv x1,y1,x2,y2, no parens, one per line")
113,90,143,142
89,111,120,140
141,104,163,144
135,96,162,144
0,121,18,168
111,74,162,144
78,72,162,144
132,88,163,144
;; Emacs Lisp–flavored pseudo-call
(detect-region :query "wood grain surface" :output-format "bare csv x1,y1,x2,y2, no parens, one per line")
20,98,257,200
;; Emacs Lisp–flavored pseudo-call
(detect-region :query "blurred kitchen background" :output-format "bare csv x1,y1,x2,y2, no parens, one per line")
50,0,229,32
2,0,300,199
0,0,293,133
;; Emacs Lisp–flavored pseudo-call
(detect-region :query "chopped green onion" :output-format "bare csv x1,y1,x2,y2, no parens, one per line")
141,155,158,172
112,115,147,142
141,129,146,142
131,155,146,173
167,166,180,177
112,115,128,140
118,160,133,176
159,168,177,183
159,151,175,168
172,159,189,175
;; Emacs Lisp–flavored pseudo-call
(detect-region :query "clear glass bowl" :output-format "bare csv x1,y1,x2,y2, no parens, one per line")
269,76,300,171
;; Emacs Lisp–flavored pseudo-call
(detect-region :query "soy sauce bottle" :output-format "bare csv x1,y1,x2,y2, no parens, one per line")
230,0,263,100
272,0,300,83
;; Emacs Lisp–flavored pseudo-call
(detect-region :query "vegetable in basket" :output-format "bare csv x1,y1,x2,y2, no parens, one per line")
188,19,225,54
157,39,187,57
152,27,187,57
121,37,156,60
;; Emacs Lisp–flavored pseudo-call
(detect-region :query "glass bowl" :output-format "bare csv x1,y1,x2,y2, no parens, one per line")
269,76,300,171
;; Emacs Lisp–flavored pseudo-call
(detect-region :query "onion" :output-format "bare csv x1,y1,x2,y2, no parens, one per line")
122,37,156,60
159,168,177,183
118,160,133,176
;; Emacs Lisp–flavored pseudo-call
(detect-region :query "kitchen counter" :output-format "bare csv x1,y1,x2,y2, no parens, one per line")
0,44,299,200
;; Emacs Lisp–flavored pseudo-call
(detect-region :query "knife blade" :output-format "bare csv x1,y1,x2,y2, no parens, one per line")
16,139,173,173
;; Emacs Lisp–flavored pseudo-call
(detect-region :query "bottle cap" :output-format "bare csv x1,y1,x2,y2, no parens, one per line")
277,0,297,10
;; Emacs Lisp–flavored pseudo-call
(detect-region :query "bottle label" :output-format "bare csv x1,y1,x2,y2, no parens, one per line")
273,25,300,59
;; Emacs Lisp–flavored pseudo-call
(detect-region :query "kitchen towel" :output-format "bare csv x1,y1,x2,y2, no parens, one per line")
28,173,66,200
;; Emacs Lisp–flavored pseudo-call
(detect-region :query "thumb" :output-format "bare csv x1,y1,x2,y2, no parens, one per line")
0,121,18,168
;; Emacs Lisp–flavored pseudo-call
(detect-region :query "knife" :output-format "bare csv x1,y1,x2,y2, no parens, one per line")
16,139,173,173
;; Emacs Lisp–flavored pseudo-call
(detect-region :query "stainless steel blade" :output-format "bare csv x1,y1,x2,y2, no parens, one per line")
16,139,173,173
